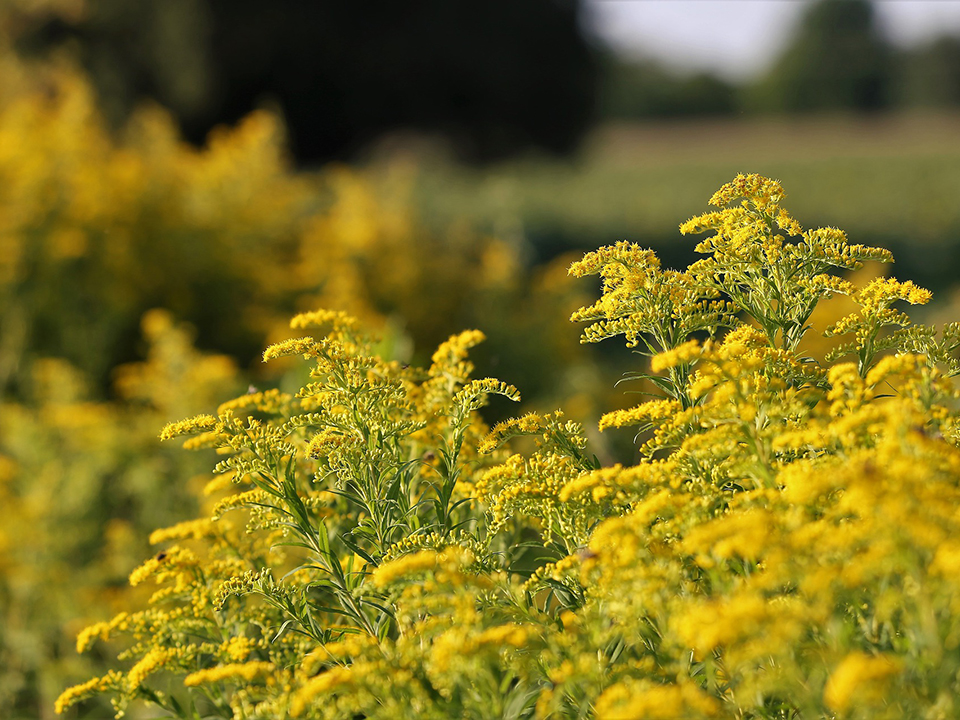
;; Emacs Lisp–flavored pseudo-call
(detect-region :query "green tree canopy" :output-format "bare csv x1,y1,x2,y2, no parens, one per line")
748,0,893,113
896,35,960,108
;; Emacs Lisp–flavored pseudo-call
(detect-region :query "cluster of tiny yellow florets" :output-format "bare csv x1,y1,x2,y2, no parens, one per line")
58,177,960,720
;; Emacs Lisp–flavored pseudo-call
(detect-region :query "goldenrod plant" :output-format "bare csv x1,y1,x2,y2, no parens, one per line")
0,311,241,719
0,47,584,398
0,47,611,717
59,175,960,719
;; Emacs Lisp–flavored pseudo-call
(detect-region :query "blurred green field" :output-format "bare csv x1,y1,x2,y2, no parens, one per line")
407,111,960,289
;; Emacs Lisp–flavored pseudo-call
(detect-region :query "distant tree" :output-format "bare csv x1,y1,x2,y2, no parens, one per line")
24,0,600,165
598,53,736,120
747,0,894,113
895,35,960,108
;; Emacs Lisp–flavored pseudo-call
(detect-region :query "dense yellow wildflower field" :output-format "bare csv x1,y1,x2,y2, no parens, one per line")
55,174,960,719
0,52,602,719
4,22,960,718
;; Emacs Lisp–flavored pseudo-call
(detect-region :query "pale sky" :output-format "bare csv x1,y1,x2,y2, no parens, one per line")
584,0,960,80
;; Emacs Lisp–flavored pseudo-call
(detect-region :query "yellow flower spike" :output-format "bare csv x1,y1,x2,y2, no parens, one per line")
217,388,293,416
211,488,272,520
127,648,175,688
372,547,475,588
705,173,786,210
159,414,218,440
855,277,931,310
219,636,256,663
55,671,125,715
128,545,199,586
473,623,530,649
864,353,922,387
183,661,274,687
595,679,719,719
289,308,359,332
453,378,520,411
75,612,129,653
307,428,346,458
261,337,318,361
181,429,228,450
429,329,486,372
479,412,545,454
148,518,215,545
719,324,767,350
599,399,681,432
559,464,639,503
567,241,659,279
291,666,355,716
824,652,902,712
650,339,702,373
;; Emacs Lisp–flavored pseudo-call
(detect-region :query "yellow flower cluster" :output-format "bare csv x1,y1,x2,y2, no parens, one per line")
158,414,218,441
558,463,645,504
290,667,355,716
5,40,604,716
217,388,294,416
127,648,175,688
128,545,199,586
54,672,124,715
452,377,521,412
183,661,274,687
650,338,703,373
57,176,960,720
262,337,319,361
75,613,130,654
823,652,902,712
430,329,487,372
594,679,719,719
569,241,730,357
479,412,545,454
372,547,473,588
598,398,681,432
290,308,360,332
706,172,787,210
148,518,215,545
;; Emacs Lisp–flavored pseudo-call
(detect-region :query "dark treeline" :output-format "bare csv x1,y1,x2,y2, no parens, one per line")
19,0,598,165
18,0,960,164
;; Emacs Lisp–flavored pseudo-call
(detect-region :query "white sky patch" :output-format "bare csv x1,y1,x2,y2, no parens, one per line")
584,0,960,81
877,1,960,46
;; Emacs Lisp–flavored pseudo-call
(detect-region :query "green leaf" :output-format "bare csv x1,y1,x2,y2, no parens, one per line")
341,533,377,565
272,618,296,642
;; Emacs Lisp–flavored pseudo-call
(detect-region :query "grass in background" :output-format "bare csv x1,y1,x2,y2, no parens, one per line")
403,111,960,286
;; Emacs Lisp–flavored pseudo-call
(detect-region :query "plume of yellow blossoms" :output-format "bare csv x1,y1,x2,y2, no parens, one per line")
58,176,960,720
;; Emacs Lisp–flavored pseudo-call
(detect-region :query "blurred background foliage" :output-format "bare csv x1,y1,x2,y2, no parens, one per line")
16,0,599,164
1,0,960,717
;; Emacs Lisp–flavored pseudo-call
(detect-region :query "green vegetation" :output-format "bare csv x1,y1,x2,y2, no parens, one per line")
407,111,960,286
